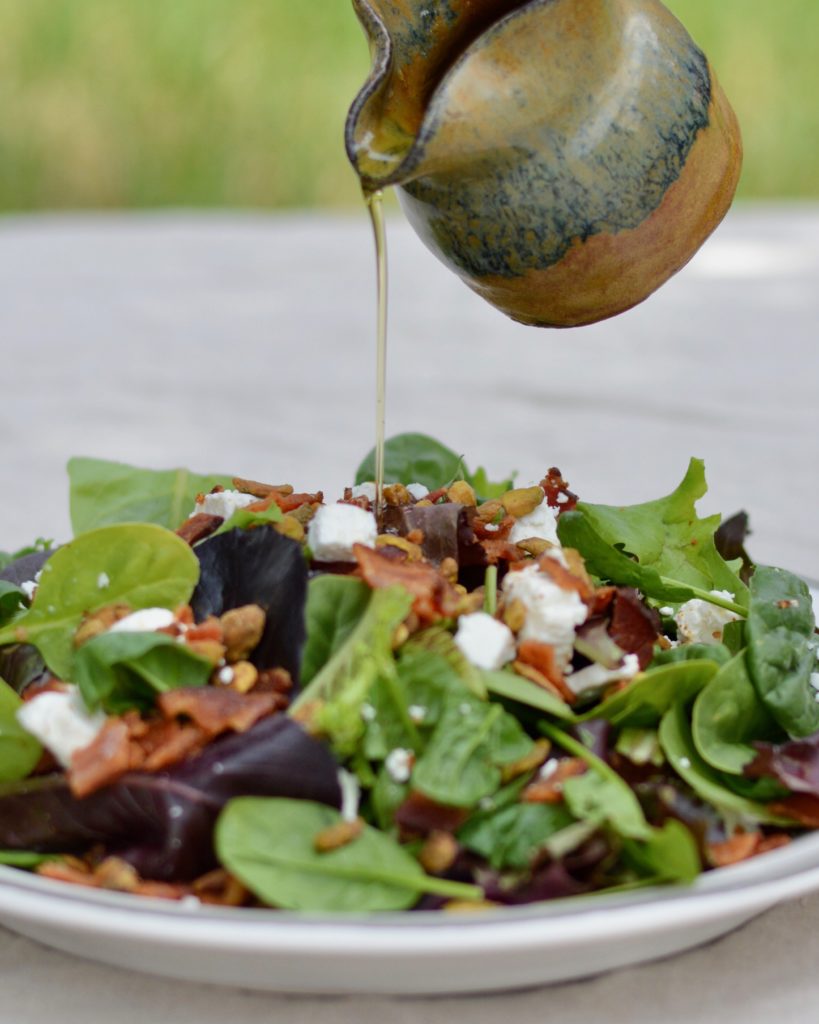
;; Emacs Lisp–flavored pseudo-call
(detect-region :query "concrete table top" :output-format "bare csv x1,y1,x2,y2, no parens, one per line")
0,205,817,1022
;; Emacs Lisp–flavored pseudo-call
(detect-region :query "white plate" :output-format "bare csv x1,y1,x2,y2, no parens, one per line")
2,840,819,995
0,585,815,995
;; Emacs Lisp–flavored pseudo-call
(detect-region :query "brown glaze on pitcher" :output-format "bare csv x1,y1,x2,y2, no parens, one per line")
346,0,742,327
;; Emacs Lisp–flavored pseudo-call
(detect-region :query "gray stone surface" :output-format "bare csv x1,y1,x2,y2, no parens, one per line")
1,205,817,576
0,206,817,1020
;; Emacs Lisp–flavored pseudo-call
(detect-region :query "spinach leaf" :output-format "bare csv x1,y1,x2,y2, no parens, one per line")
482,669,576,721
301,576,372,686
215,797,482,911
746,566,818,738
562,770,651,841
75,632,213,714
458,802,575,870
68,457,232,534
370,765,409,831
412,696,533,808
354,433,513,497
622,820,701,884
659,702,792,825
292,587,414,756
0,524,200,680
651,643,732,668
579,660,718,728
569,459,748,602
692,653,782,774
355,434,464,490
0,677,42,782
0,582,27,628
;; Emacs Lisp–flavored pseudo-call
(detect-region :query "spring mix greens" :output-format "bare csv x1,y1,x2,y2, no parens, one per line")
0,434,816,912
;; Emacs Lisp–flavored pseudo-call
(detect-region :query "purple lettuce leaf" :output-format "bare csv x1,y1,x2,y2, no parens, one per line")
745,733,819,797
191,528,308,681
0,550,54,588
0,716,340,881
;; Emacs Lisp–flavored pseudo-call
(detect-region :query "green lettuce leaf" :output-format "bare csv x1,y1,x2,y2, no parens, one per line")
557,459,747,611
68,457,233,534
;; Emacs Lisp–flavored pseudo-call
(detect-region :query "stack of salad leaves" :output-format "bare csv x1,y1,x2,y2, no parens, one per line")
0,433,815,912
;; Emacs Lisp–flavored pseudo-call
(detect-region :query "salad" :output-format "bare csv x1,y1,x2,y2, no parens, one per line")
0,433,816,913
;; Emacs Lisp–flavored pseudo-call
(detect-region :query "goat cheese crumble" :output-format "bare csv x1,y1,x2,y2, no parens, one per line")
675,591,740,645
17,687,107,768
454,612,516,671
307,503,377,563
191,489,258,520
502,564,588,670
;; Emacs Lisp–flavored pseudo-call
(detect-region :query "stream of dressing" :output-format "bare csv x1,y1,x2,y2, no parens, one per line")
365,189,388,517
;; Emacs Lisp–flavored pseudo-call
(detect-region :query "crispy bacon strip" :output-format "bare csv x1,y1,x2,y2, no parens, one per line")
536,554,595,602
158,687,278,737
176,513,223,546
353,544,461,623
70,718,133,798
540,468,578,512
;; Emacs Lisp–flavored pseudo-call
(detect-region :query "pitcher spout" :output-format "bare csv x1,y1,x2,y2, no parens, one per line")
346,0,532,191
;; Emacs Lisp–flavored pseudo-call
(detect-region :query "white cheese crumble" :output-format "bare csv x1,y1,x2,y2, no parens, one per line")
406,483,428,501
539,757,560,780
408,704,427,724
109,607,176,633
360,702,377,722
16,686,107,768
337,769,361,823
502,564,588,670
97,572,110,590
385,748,414,784
509,500,560,547
217,666,235,686
675,591,740,645
453,612,516,671
20,571,42,601
191,489,258,520
307,503,377,563
566,653,640,697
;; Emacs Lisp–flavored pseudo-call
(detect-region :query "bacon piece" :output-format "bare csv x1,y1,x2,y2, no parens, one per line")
157,687,277,737
536,554,595,601
138,720,206,772
395,792,469,836
707,832,761,867
247,491,322,515
540,468,578,512
609,589,661,669
176,513,223,546
522,757,588,803
69,718,132,798
353,544,461,624
513,658,576,706
769,794,819,827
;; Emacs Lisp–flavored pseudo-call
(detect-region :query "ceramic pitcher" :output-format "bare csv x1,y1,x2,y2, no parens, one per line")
346,0,742,327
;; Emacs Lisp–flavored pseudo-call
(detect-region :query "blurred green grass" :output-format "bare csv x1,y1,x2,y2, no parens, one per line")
0,0,816,211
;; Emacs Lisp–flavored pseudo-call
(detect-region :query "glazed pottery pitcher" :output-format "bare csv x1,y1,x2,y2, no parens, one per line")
346,0,742,327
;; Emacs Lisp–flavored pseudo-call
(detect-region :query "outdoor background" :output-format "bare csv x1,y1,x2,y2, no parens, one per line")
0,0,816,212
